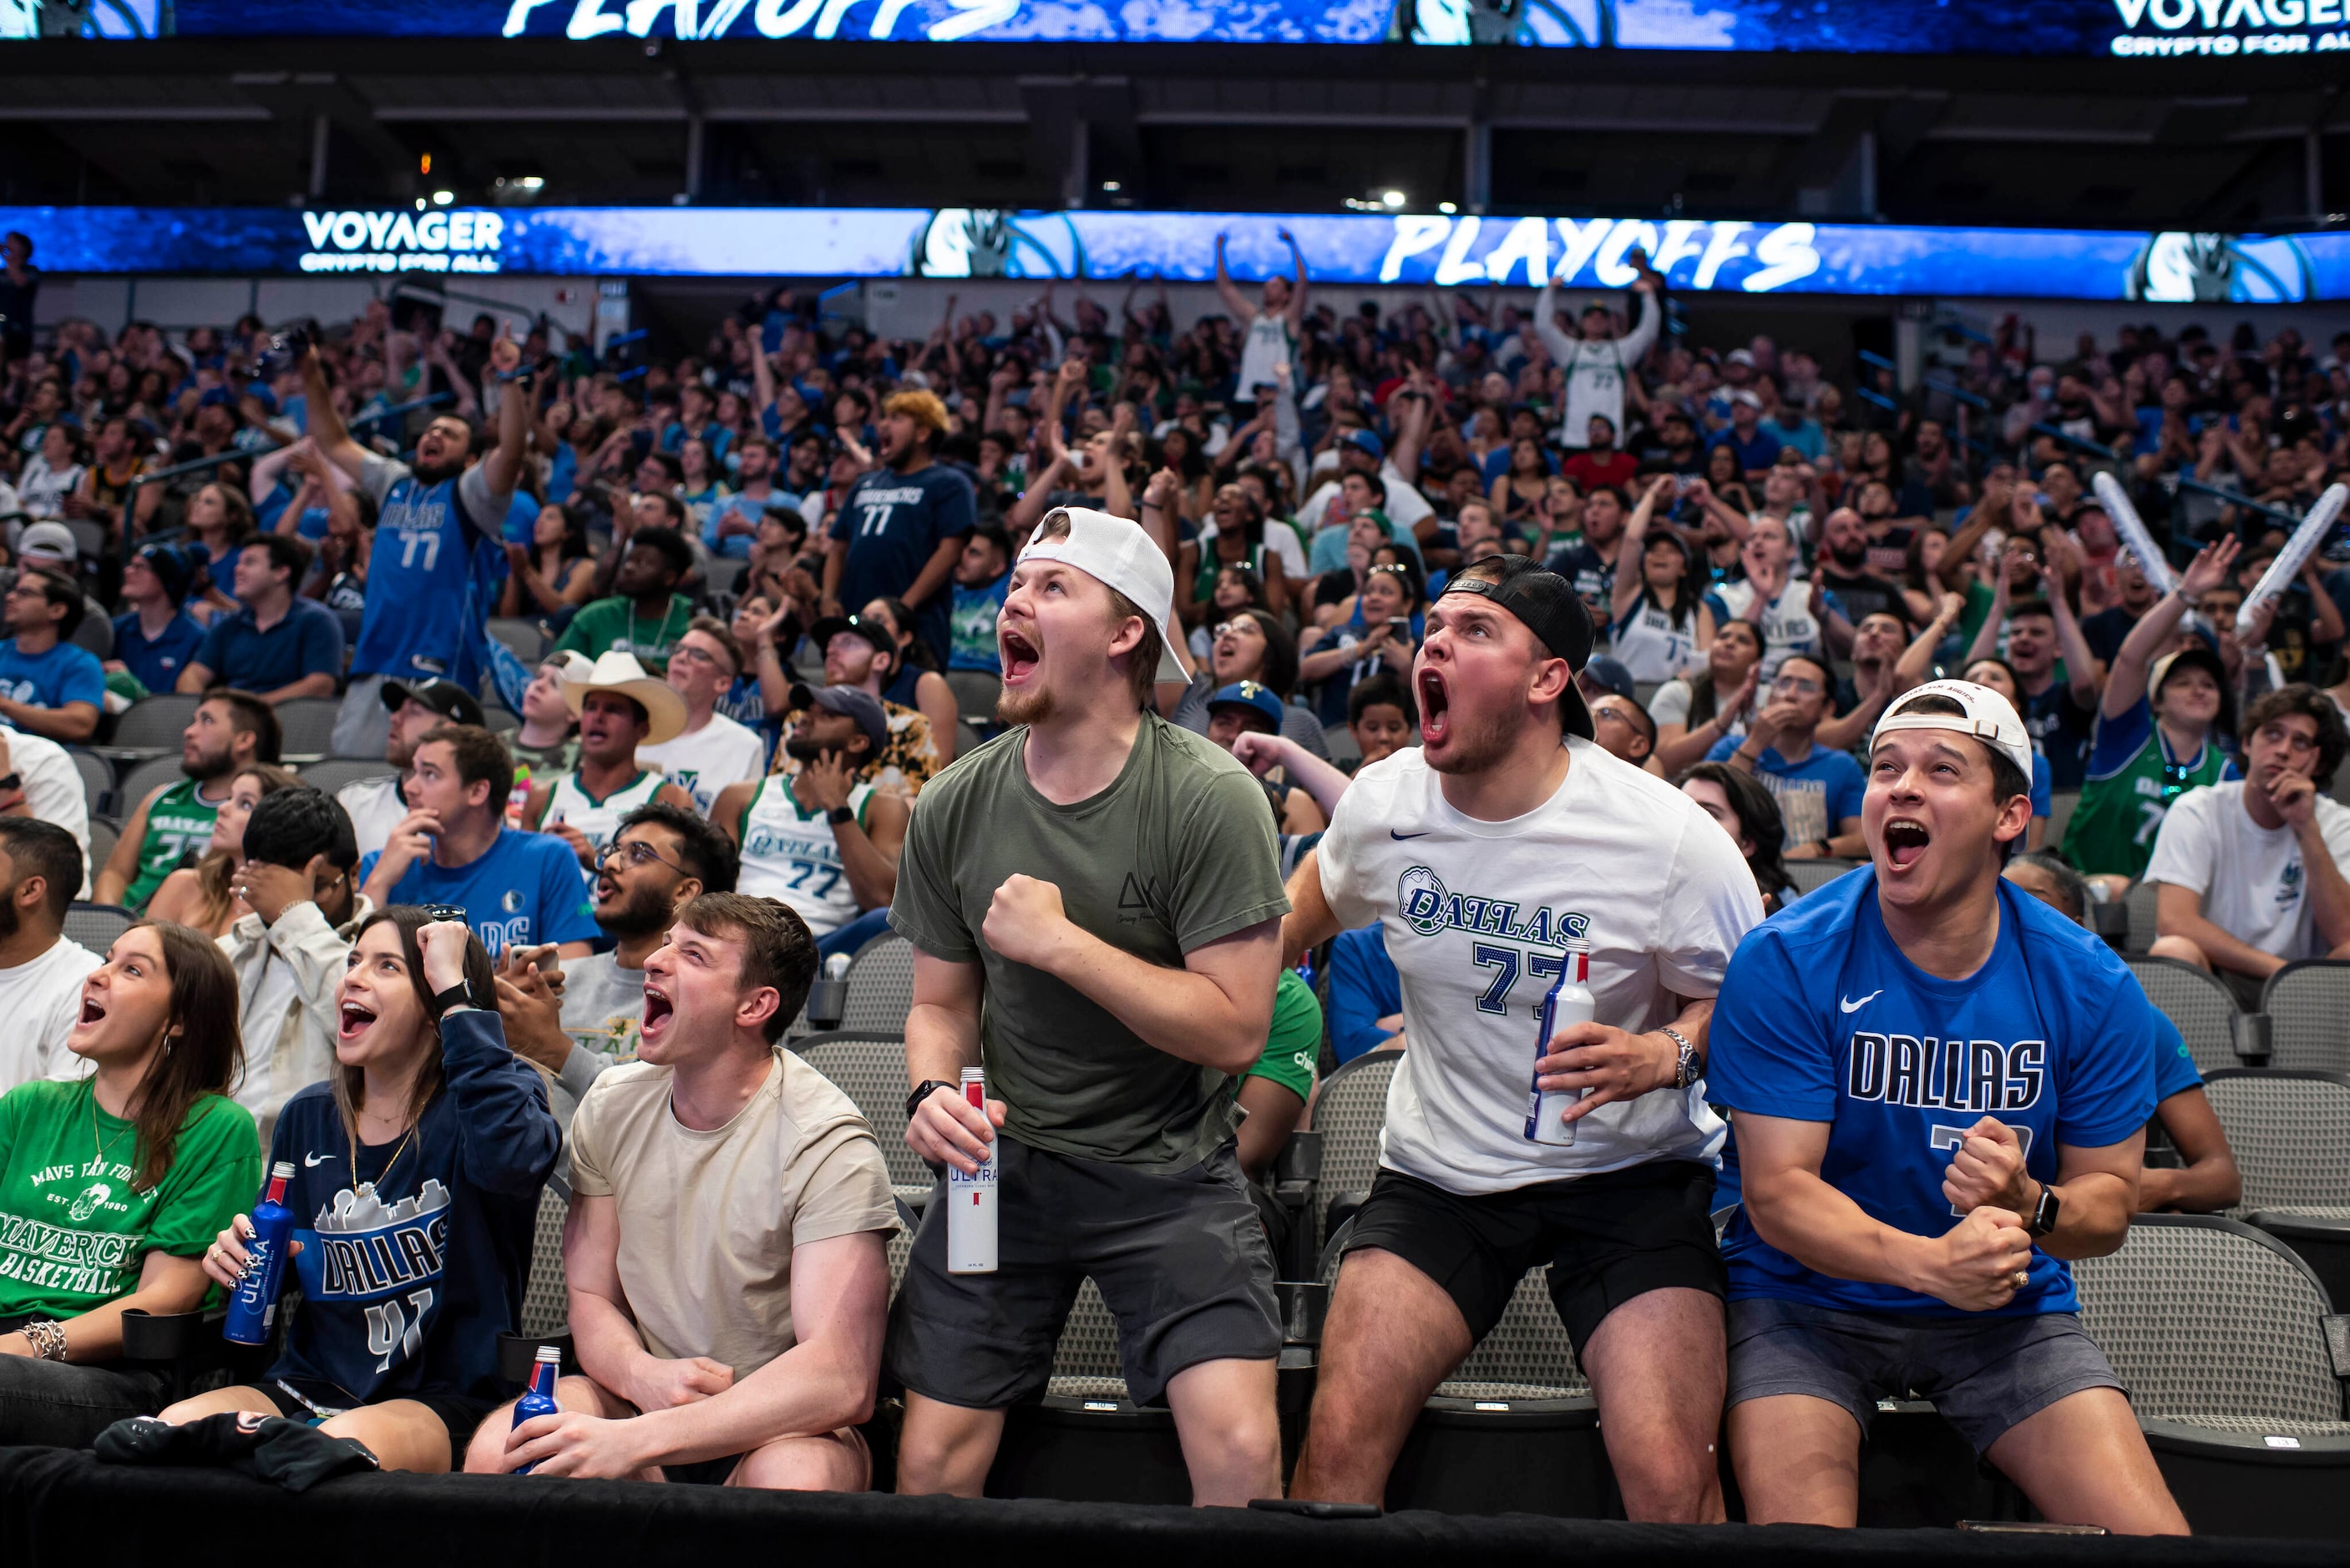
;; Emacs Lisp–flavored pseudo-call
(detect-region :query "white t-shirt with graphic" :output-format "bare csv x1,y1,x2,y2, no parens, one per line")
636,712,769,817
1316,738,1762,1194
2145,781,2350,961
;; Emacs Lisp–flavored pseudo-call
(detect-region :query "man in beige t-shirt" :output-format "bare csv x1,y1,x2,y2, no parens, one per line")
464,893,897,1489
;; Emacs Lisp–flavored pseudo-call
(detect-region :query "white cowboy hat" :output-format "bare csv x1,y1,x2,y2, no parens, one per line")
561,649,689,746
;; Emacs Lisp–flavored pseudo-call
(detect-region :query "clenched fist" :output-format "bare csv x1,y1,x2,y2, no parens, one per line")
982,873,1073,972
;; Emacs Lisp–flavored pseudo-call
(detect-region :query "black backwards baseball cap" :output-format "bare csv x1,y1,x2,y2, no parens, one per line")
1433,554,1597,740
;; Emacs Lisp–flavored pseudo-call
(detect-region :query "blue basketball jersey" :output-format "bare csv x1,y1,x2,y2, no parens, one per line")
1707,869,2155,1318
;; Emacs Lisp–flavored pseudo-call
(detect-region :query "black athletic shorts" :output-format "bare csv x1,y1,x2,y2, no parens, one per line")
257,1378,498,1469
1341,1159,1725,1354
887,1136,1280,1409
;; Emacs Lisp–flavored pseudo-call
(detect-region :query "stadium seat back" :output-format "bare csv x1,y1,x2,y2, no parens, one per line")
2204,1070,2350,1214
297,760,398,795
88,819,118,877
795,1030,929,1191
272,697,342,758
945,669,1001,723
2124,878,2161,954
1443,1268,1588,1399
2261,962,2350,1074
1307,1049,1401,1244
67,747,111,816
2045,791,2080,846
2074,1214,2344,1425
108,695,203,752
2125,954,2241,1075
841,933,916,1031
63,903,135,955
517,1186,570,1340
114,754,191,816
486,619,546,665
1784,858,1862,896
1049,1277,1125,1393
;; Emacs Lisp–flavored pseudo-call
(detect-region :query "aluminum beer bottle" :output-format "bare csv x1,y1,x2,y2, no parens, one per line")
1526,940,1594,1147
946,1067,998,1273
222,1161,298,1345
512,1343,564,1473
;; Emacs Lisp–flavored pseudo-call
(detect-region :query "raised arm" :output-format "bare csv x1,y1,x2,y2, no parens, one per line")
1279,226,1309,329
1935,478,2008,595
1279,847,1340,969
2104,536,2235,720
2046,556,2103,710
300,350,369,481
1213,233,1254,321
1613,475,1673,625
1532,276,1576,367
1892,591,1965,692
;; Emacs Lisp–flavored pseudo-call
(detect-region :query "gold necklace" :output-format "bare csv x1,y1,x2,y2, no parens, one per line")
89,1080,134,1175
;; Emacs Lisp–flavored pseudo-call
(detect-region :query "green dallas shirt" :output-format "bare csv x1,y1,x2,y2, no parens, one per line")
551,593,695,674
0,1080,261,1321
125,776,226,913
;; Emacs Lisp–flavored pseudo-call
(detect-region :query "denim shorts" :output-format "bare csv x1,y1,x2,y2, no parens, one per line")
1726,1296,2125,1453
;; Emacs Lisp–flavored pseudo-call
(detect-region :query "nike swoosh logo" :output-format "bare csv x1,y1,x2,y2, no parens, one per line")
303,1153,332,1167
1839,990,1883,1014
1390,830,1430,840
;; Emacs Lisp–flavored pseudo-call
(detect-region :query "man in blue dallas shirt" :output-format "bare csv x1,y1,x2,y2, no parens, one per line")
301,339,529,759
1707,679,2186,1534
357,722,597,961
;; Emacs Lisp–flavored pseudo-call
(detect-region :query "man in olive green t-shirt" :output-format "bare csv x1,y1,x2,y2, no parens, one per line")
888,506,1289,1508
95,690,276,912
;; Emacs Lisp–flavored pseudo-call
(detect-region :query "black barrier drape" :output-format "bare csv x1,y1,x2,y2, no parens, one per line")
3,1448,2345,1568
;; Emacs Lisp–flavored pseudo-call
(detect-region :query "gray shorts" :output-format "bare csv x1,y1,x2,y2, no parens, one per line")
1726,1297,2125,1454
885,1136,1279,1409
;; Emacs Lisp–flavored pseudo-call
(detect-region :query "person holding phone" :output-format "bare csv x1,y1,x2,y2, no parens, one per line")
1299,559,1424,728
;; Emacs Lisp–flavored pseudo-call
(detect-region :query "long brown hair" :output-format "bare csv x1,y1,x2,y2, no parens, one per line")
123,920,246,1192
191,763,305,930
331,907,497,1151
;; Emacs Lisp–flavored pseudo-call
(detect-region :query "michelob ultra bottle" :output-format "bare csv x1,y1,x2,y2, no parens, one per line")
947,1067,997,1273
223,1161,298,1345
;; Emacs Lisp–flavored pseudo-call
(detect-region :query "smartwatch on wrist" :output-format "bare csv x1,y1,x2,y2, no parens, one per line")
2027,1183,2061,1238
827,805,857,827
905,1080,959,1120
433,980,479,1014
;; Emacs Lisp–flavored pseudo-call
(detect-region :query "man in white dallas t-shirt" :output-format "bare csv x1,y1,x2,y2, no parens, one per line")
633,617,770,817
0,818,102,1090
1280,554,1760,1520
2145,685,2350,997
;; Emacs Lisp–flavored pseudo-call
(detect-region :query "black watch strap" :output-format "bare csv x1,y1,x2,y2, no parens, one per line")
827,805,857,827
2028,1184,2061,1238
905,1080,958,1120
433,981,476,1014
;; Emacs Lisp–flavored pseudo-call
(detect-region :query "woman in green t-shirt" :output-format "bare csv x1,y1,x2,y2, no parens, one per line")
0,920,259,1446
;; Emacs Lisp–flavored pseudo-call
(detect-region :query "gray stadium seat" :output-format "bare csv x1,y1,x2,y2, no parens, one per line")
1783,857,1863,897
88,818,118,878
945,669,1000,723
2074,1214,2350,1537
517,1186,570,1340
952,719,983,763
2044,789,2079,847
1306,1048,1401,1252
63,903,134,954
2125,954,2241,1076
840,933,915,1032
481,707,522,737
114,755,190,817
273,697,342,758
298,759,397,795
65,747,111,816
2124,878,2162,954
2205,1069,2350,1311
106,694,201,753
486,619,546,664
794,1029,927,1199
2261,961,2350,1074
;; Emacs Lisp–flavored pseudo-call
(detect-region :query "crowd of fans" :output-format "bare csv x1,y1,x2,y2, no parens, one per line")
0,230,2337,1515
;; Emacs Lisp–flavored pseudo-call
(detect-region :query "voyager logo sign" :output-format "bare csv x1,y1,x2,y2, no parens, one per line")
298,210,507,274
2108,0,2350,53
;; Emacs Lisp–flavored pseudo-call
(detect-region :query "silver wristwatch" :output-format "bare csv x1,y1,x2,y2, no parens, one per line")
1660,1027,1699,1090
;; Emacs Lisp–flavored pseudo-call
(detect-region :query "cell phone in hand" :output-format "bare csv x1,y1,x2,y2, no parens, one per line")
1387,616,1411,637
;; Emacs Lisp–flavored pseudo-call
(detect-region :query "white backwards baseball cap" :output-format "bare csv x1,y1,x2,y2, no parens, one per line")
1871,678,2034,781
1021,506,1188,684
